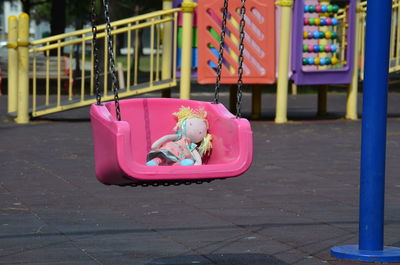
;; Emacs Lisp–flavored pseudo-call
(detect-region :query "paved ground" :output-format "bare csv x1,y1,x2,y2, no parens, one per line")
0,90,399,265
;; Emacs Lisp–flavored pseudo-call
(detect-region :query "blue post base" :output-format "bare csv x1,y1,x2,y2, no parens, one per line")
331,245,400,262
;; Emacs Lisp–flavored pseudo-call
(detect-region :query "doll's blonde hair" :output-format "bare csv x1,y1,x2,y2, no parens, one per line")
173,106,212,156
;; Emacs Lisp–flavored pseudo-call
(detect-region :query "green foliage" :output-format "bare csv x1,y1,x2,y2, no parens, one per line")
27,0,163,26
30,0,51,22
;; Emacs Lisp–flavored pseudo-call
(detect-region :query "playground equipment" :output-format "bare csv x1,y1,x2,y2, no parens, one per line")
275,0,358,123
196,0,275,118
175,0,198,72
197,0,275,84
291,0,355,85
6,0,400,124
91,99,253,186
331,0,400,262
7,7,183,122
90,0,253,186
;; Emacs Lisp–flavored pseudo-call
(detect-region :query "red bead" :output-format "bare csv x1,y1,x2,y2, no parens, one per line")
325,45,331,52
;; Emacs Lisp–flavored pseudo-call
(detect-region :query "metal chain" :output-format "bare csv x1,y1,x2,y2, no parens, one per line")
103,0,122,121
119,178,218,187
91,0,102,105
213,0,229,104
236,0,246,118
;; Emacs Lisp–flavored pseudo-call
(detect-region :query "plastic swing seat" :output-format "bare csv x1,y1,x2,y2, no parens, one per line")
90,98,253,186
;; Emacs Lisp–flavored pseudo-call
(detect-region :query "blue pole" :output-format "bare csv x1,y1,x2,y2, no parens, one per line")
359,0,392,251
331,0,400,262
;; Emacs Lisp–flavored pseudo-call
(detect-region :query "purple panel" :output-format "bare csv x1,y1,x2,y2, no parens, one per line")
291,0,356,85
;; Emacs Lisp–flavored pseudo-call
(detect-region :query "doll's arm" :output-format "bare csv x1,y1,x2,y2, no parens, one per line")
151,134,179,150
192,149,202,165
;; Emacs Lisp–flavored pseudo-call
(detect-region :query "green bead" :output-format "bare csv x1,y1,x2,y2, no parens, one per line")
303,44,309,52
333,5,339,12
309,18,315,25
319,45,325,52
327,5,333,12
326,57,332,65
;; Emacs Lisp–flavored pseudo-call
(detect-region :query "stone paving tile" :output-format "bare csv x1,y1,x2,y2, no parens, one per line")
0,238,98,265
1,94,400,265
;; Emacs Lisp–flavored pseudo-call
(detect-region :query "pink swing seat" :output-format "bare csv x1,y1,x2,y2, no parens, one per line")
90,98,253,185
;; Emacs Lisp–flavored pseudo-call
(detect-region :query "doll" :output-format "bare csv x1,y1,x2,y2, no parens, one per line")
146,106,212,166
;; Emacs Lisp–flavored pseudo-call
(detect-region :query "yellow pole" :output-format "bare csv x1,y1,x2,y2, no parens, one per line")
7,16,18,114
179,0,197,99
291,83,297,95
15,13,30,124
162,0,173,98
346,0,361,120
275,0,293,123
162,0,173,80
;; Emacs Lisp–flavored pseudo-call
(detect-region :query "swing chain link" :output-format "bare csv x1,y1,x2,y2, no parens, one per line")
214,0,229,104
236,0,246,118
103,0,122,121
91,0,102,105
121,178,218,187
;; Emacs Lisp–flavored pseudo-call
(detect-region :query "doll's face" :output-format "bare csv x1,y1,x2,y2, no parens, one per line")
185,117,208,143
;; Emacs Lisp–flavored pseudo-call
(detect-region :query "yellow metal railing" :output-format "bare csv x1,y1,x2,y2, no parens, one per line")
358,0,400,80
27,9,180,117
7,3,202,123
335,6,350,69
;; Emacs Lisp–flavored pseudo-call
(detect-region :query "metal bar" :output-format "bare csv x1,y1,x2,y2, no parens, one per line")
359,0,392,252
127,23,132,90
173,12,178,83
340,9,347,63
275,0,293,123
81,36,86,101
162,0,173,81
46,45,50,105
15,13,30,124
360,10,366,80
31,80,177,117
396,2,400,68
390,8,396,61
134,21,139,86
69,46,73,100
150,19,155,86
31,9,181,45
32,54,37,113
29,18,174,53
155,22,160,82
179,0,195,100
90,42,94,96
7,15,18,114
57,40,61,107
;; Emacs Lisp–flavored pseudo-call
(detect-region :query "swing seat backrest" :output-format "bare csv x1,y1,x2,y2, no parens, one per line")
90,98,253,185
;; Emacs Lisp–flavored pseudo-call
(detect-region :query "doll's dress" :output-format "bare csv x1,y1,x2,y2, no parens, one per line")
147,133,197,165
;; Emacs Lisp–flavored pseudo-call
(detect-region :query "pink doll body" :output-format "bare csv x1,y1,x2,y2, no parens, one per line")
146,107,212,166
